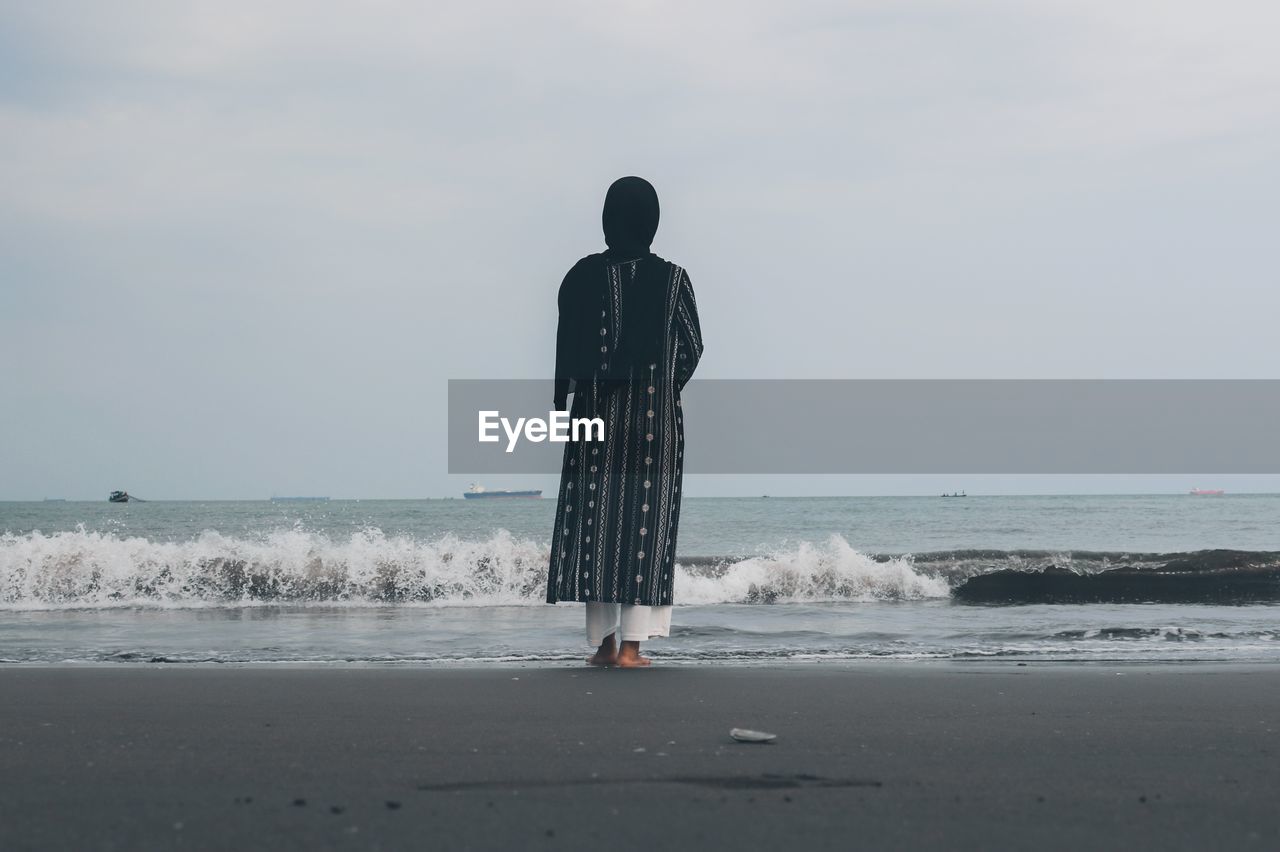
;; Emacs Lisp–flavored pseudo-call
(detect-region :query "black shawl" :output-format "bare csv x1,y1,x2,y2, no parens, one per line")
554,177,669,409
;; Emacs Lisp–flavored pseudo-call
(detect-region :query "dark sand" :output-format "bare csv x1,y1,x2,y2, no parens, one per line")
2,663,1278,851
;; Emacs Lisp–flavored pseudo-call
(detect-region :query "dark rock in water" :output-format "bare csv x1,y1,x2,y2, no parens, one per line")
953,549,1280,604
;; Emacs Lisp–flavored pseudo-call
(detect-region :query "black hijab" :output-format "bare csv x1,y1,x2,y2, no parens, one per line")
600,177,667,376
554,177,672,408
602,176,660,257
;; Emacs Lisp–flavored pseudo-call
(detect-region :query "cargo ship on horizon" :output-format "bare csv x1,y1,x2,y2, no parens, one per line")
463,484,542,500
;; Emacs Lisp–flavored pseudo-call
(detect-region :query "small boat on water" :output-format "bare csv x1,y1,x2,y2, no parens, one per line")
463,484,542,500
108,491,145,503
1189,488,1225,496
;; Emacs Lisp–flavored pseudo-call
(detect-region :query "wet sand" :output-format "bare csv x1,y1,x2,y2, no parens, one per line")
1,663,1278,851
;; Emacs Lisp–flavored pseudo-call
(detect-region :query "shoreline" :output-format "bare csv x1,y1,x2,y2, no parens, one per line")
4,662,1279,850
6,657,1280,668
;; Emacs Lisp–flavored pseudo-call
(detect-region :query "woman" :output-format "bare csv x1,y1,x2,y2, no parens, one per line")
546,176,703,668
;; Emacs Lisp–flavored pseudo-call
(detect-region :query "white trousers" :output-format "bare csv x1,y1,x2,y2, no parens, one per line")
586,602,673,646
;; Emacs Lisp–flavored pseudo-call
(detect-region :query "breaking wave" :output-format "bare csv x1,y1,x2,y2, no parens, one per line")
676,536,950,604
0,528,948,609
6,527,1276,610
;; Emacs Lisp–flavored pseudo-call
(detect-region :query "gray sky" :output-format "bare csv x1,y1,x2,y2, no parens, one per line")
2,1,1278,499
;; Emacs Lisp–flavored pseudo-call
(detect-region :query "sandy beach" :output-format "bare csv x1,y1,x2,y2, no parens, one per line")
2,663,1277,850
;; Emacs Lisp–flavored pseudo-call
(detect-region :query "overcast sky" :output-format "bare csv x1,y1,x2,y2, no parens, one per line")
2,1,1278,499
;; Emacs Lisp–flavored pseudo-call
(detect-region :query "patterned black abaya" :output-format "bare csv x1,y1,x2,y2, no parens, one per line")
546,178,703,606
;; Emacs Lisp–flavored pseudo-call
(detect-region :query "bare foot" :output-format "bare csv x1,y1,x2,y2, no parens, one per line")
615,640,652,668
587,635,617,666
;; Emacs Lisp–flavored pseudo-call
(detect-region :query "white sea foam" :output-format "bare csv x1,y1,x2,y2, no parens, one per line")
0,526,548,609
677,535,951,604
0,527,948,609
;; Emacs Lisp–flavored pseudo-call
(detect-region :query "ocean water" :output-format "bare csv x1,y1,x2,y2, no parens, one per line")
1,495,1278,664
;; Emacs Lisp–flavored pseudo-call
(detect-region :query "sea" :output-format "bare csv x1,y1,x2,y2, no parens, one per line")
2,495,1278,665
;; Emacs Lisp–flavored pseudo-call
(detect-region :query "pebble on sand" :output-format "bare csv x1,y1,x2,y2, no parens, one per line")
730,728,777,743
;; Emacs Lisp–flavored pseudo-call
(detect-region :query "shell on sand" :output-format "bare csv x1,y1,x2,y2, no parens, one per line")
729,728,777,743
